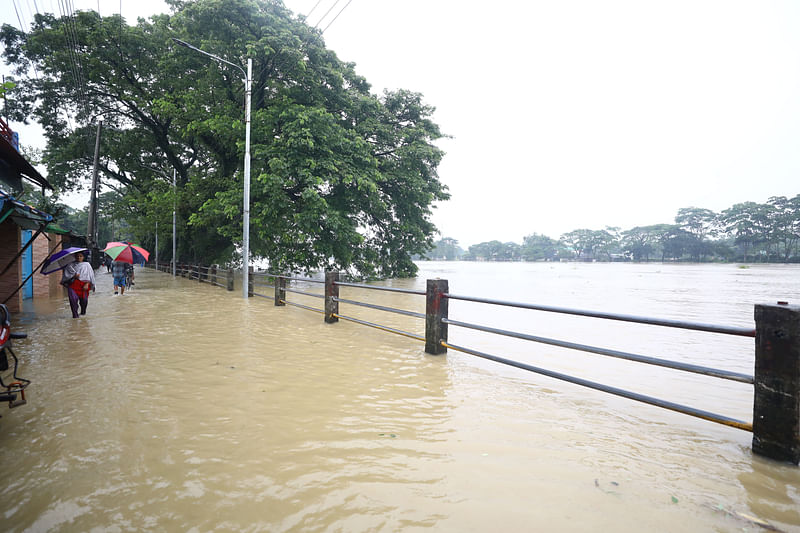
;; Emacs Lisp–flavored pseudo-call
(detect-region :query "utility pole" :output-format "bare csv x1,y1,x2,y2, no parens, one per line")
87,117,103,269
172,168,176,277
2,75,7,125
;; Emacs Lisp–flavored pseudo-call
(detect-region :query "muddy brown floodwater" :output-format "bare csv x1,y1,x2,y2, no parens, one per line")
1,262,799,531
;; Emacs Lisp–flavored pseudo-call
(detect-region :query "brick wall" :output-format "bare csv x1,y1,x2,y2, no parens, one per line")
31,232,65,297
0,219,22,313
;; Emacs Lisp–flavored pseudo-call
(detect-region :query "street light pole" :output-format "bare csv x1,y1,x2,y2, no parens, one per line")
172,168,177,277
172,38,251,298
243,58,252,299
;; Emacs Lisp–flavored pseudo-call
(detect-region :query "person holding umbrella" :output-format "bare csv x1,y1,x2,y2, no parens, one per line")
111,259,129,295
41,247,96,319
61,250,96,318
104,242,149,295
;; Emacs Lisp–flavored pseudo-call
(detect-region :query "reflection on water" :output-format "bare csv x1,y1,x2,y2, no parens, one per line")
0,262,798,531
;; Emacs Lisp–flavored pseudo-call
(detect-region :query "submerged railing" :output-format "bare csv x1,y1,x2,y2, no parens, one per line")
152,261,234,290
148,263,800,465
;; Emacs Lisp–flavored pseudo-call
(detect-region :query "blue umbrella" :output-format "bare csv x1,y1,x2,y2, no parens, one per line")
41,247,88,275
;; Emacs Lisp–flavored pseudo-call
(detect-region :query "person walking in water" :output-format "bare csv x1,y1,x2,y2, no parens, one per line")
61,250,96,318
112,260,129,295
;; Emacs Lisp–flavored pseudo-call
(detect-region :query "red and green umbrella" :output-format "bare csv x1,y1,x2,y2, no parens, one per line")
104,242,150,264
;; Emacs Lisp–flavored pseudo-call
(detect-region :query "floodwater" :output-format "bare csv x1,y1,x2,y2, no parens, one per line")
1,261,799,532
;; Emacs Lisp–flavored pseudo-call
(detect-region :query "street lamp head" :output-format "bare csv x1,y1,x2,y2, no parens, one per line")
172,38,199,52
171,37,246,79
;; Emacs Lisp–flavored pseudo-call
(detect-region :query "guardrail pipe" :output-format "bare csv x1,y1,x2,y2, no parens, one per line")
275,275,286,306
753,301,800,464
325,271,339,323
425,279,448,354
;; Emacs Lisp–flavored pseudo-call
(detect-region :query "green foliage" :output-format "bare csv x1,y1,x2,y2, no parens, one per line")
450,195,800,264
1,0,448,278
425,237,464,260
521,233,560,261
464,241,521,261
0,79,15,99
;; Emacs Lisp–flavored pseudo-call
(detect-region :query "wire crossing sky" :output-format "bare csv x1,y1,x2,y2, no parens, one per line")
2,0,800,247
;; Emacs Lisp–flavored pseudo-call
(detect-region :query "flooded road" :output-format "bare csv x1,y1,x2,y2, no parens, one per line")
1,263,799,531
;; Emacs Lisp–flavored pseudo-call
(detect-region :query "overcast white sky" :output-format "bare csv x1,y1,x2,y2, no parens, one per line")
3,0,800,247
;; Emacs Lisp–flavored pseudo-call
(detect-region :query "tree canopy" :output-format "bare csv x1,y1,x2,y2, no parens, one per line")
431,194,800,263
1,0,449,279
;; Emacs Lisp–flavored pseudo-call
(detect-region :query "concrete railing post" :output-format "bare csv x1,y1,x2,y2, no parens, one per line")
425,279,449,355
274,275,286,306
199,264,205,283
210,264,217,285
226,267,234,291
325,271,339,323
753,301,800,464
248,266,254,297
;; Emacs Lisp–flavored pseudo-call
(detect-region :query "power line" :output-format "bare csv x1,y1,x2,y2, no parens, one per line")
65,0,91,114
305,0,324,19
23,0,37,30
10,0,42,83
321,0,353,34
57,0,91,122
12,0,29,34
56,0,84,106
312,0,341,29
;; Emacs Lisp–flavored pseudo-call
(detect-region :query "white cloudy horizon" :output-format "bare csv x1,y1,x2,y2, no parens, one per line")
2,0,799,247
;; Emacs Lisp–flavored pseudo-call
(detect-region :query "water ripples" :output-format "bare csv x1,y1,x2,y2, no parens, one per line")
0,264,798,531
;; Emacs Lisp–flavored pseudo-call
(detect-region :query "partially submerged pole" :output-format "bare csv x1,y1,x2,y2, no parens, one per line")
325,271,339,323
753,301,800,464
425,279,449,355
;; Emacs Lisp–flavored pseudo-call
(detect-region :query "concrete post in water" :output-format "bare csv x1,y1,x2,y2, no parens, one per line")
274,275,285,306
248,266,254,297
425,279,449,355
325,271,339,323
226,267,234,291
199,264,205,283
210,264,217,286
753,301,800,464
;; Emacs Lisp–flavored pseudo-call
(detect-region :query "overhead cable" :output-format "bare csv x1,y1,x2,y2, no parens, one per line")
321,0,353,34
305,0,324,20
312,0,341,29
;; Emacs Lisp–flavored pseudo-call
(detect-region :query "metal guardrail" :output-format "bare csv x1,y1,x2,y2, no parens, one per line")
147,264,800,465
149,262,232,290
445,293,757,337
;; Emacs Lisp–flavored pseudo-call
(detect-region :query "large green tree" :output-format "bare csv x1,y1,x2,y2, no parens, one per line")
1,0,448,278
521,233,559,261
427,237,463,260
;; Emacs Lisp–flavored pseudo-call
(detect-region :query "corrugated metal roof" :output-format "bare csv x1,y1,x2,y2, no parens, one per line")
0,189,54,229
0,119,52,191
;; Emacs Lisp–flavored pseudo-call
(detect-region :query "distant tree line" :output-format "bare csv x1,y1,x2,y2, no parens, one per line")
424,195,800,263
